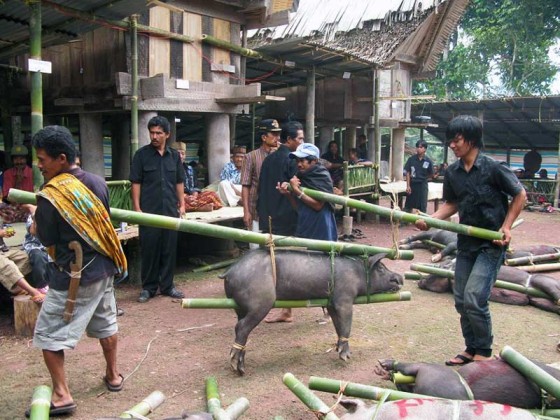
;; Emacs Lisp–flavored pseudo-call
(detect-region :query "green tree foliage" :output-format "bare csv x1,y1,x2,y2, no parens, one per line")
415,0,560,99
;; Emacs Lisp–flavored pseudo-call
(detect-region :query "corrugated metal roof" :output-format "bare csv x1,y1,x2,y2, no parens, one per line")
250,0,442,42
0,0,150,62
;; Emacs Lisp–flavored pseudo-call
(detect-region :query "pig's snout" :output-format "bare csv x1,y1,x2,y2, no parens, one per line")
389,273,403,291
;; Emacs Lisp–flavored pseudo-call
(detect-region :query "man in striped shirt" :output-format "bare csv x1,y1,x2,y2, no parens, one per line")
240,119,280,248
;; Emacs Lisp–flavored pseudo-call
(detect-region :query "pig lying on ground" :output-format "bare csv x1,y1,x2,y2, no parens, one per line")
339,398,538,420
398,229,457,262
418,261,560,312
374,357,560,409
220,249,403,375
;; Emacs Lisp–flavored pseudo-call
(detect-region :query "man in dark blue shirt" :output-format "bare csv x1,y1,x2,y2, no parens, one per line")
130,116,185,303
404,140,434,213
416,115,526,366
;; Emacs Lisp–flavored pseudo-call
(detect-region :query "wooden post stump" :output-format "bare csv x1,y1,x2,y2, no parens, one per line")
14,295,41,336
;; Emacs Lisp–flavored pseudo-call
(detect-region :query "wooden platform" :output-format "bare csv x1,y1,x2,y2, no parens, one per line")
183,206,243,224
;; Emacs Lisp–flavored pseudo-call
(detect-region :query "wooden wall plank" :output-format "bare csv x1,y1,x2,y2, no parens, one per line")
183,12,202,81
149,6,171,77
138,11,150,76
212,18,230,66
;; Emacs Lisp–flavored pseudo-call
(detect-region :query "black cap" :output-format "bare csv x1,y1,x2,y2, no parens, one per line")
257,119,282,132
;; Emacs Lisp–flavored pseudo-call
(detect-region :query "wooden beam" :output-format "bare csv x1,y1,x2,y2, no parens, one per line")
215,95,285,104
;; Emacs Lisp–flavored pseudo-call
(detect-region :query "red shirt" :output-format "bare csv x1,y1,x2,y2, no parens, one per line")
3,165,34,198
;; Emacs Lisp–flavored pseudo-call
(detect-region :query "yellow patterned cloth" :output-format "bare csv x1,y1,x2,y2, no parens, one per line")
38,173,127,277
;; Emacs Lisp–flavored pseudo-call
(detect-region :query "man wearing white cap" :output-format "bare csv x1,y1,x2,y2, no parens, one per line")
279,143,337,241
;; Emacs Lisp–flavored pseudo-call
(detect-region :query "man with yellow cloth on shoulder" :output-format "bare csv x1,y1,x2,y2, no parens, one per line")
26,126,127,417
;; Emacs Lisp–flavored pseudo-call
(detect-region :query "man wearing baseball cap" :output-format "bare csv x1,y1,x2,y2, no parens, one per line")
240,119,280,248
278,142,337,241
1,145,33,223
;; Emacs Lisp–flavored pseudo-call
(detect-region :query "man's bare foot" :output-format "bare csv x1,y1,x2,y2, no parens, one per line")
264,309,293,323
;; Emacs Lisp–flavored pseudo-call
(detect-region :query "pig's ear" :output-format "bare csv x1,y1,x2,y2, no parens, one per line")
339,398,363,413
368,252,387,267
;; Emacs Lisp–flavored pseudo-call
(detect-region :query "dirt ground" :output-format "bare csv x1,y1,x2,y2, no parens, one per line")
1,205,560,419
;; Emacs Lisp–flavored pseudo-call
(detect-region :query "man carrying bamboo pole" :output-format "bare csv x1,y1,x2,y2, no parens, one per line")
30,126,128,416
415,115,526,366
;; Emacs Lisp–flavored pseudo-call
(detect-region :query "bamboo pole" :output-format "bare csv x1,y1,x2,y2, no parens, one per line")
404,271,426,280
107,180,132,186
224,397,250,419
119,391,165,418
298,188,504,242
201,34,264,59
7,189,413,260
508,263,560,273
392,373,415,384
28,385,52,420
529,409,560,419
422,239,446,250
192,258,239,273
182,292,411,309
308,376,437,401
500,346,560,400
29,0,44,190
409,263,554,300
206,377,229,420
506,253,560,266
283,373,340,420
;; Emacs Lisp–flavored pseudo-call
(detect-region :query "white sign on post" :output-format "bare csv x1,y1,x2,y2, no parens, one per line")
28,58,52,74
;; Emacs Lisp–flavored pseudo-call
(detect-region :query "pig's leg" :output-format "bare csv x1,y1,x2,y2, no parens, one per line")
432,242,457,262
326,297,354,361
398,231,432,245
229,298,275,375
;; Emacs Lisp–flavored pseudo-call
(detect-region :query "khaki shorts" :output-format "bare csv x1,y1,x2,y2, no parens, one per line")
33,275,118,351
0,249,31,290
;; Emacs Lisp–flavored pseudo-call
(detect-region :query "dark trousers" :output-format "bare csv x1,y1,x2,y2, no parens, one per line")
28,249,49,289
139,226,177,295
405,181,428,213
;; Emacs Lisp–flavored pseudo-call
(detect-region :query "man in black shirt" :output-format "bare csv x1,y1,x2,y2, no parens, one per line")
130,116,185,303
404,140,434,213
415,115,526,365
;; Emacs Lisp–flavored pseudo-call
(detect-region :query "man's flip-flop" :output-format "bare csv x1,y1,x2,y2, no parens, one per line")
445,354,473,366
104,373,125,392
25,402,77,417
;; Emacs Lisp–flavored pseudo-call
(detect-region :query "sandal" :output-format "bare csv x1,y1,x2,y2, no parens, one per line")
445,354,473,366
104,373,124,392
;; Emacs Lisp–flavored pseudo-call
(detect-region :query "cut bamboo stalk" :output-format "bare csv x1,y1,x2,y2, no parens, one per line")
422,239,446,249
500,346,560,400
404,271,427,280
299,187,504,242
206,377,227,420
508,263,560,273
283,373,339,420
506,253,560,266
7,189,412,260
28,385,52,420
529,409,560,419
119,391,165,418
409,263,553,300
308,376,437,400
192,258,239,273
182,292,412,309
224,397,250,419
392,372,416,384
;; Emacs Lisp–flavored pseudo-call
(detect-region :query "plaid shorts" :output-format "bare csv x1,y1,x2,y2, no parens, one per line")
33,275,118,351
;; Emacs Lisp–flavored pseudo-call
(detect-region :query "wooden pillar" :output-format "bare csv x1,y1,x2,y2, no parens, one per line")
206,114,230,184
391,128,405,181
169,116,177,142
111,115,131,180
306,67,316,143
11,116,22,145
138,112,157,148
29,1,44,189
319,126,333,155
79,113,105,178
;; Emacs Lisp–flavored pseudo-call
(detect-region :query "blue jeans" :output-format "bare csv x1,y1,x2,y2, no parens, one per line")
454,247,505,357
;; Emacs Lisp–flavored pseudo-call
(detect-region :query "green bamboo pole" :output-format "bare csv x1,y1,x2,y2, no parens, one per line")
308,376,438,401
29,0,44,190
392,373,415,384
224,397,250,419
130,14,139,157
299,187,504,242
343,161,350,217
500,346,560,400
506,253,560,266
192,258,239,273
206,377,229,420
404,271,426,280
529,409,560,419
409,263,554,300
7,189,412,260
422,239,446,250
182,292,411,309
201,34,264,59
28,385,52,420
119,391,165,418
510,263,560,273
283,373,339,420
107,180,132,186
